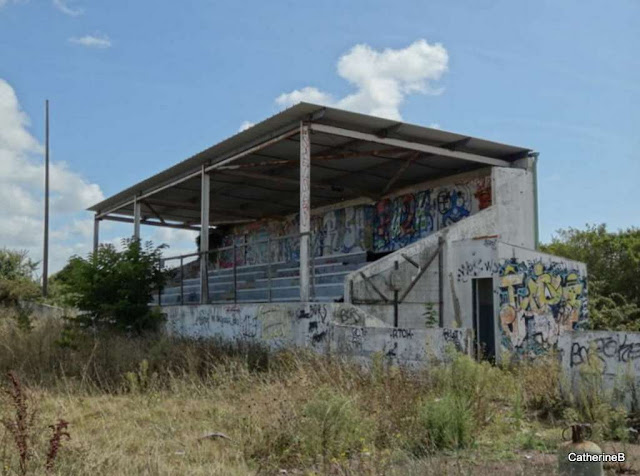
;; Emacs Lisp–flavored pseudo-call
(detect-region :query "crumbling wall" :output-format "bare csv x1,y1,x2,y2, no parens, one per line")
558,331,640,402
162,303,471,366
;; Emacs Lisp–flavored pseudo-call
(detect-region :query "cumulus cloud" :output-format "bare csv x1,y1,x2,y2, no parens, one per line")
0,78,104,273
276,39,448,120
68,34,111,49
52,0,83,16
238,121,255,132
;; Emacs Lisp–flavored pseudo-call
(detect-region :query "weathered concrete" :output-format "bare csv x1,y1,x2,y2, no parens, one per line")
330,324,472,368
162,303,471,366
559,331,640,389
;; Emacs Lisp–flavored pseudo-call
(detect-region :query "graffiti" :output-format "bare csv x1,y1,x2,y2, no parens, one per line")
335,306,364,326
373,176,491,252
498,259,587,355
350,327,367,350
438,189,470,227
569,334,640,371
473,178,492,210
390,328,414,339
456,258,500,283
214,174,491,262
443,328,467,353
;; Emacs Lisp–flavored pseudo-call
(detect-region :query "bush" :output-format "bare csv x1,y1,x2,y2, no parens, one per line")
56,239,167,334
541,224,640,330
0,249,40,306
300,387,371,463
415,393,475,451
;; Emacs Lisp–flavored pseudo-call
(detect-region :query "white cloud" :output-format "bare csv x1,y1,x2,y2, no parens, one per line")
276,39,448,121
238,121,255,132
52,0,83,16
0,78,104,274
68,34,111,49
0,0,23,9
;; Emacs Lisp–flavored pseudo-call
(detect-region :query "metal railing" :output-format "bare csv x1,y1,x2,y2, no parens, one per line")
157,232,319,305
349,238,445,327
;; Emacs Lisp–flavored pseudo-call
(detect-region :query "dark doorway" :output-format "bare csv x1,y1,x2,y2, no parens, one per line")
472,278,495,361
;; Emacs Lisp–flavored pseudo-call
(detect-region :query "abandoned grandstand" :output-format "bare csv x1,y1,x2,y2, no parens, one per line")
88,103,588,364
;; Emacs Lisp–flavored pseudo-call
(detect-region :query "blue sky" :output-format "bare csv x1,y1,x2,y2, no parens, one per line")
0,0,638,273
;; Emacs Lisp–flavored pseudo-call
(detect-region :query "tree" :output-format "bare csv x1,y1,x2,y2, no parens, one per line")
0,249,40,305
56,239,167,334
541,224,640,330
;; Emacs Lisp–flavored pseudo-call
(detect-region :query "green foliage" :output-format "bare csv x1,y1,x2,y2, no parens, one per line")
0,249,40,306
541,224,640,330
299,387,371,463
56,239,167,334
416,393,475,451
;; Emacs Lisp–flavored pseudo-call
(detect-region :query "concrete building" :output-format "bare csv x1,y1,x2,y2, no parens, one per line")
89,103,588,364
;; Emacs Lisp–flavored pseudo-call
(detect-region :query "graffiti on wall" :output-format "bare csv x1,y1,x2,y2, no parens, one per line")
498,258,587,356
216,174,491,265
568,333,640,374
373,176,491,252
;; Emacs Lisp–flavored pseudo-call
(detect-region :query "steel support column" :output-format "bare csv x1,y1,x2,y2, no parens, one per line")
93,216,100,256
200,166,210,304
133,197,141,239
299,123,311,302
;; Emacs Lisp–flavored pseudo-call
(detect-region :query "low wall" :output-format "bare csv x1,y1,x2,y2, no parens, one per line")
330,325,471,367
559,331,640,389
162,303,471,366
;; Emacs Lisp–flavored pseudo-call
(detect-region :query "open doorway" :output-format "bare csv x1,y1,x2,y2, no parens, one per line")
472,278,496,361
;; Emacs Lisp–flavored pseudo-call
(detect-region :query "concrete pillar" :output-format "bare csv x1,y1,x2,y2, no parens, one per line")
299,123,311,302
133,197,141,240
200,166,210,304
93,216,100,256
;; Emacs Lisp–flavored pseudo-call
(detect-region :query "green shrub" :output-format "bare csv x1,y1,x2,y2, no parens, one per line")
0,249,40,306
56,239,167,334
415,393,475,451
300,387,371,464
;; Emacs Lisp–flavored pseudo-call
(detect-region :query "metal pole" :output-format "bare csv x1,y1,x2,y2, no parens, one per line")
233,243,237,304
180,256,184,304
133,196,141,240
158,259,162,306
92,216,100,257
299,123,311,302
393,260,399,328
200,166,210,304
267,237,272,303
42,100,50,297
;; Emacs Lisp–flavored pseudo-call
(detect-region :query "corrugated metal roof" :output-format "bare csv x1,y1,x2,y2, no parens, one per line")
88,102,533,219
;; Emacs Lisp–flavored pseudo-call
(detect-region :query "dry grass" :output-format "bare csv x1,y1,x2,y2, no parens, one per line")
0,316,635,475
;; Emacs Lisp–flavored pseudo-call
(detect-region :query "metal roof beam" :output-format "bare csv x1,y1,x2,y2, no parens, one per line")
309,123,511,168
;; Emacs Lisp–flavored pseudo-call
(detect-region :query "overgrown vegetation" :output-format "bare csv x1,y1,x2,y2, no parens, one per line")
541,224,640,331
0,316,636,474
55,239,167,334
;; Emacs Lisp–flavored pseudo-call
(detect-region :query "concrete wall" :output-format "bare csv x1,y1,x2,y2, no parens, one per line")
162,303,471,366
330,325,472,368
559,331,640,404
447,240,588,359
218,168,493,266
493,162,536,249
496,243,588,357
345,163,538,331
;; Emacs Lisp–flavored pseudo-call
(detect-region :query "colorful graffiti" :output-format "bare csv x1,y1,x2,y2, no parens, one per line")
498,259,588,356
373,176,491,252
217,174,491,264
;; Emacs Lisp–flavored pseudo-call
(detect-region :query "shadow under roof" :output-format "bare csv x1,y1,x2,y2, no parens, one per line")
88,103,534,227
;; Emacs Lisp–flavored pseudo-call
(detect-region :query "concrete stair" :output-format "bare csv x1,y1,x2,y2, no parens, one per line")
153,251,368,305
